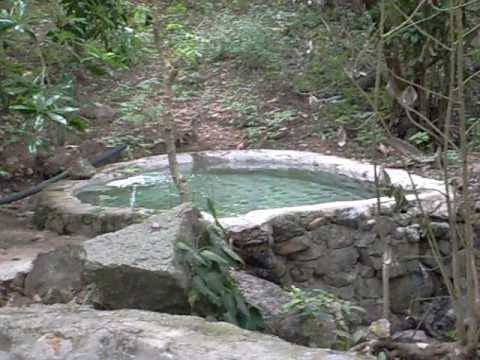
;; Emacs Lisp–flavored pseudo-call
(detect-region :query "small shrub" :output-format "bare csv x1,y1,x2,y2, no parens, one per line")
48,0,149,67
8,81,86,152
284,286,365,350
57,0,129,48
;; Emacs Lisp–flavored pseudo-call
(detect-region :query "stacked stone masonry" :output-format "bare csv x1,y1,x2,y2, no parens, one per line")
229,208,454,316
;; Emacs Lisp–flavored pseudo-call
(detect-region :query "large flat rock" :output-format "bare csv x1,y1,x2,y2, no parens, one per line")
0,304,371,360
24,204,203,313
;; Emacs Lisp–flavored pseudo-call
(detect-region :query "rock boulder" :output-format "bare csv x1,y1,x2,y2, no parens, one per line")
230,270,338,348
26,204,203,314
0,304,371,360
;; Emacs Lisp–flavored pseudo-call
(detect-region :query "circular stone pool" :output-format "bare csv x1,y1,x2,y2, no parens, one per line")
33,150,445,237
76,167,375,217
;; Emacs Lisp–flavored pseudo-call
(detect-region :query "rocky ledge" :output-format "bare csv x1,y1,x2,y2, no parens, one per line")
0,304,371,360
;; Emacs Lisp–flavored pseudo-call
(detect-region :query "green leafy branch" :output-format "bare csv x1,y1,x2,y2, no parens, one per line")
176,200,263,331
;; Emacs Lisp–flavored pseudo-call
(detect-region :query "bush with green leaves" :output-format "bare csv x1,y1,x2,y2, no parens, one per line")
47,0,150,67
8,82,86,152
283,286,365,350
0,0,36,41
0,0,152,153
175,200,264,331
0,0,38,95
56,0,129,48
0,1,87,152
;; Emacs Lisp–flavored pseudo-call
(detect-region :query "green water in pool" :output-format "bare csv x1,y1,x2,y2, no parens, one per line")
76,167,375,217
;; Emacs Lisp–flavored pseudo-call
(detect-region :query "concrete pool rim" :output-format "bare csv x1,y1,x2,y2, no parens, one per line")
33,149,447,236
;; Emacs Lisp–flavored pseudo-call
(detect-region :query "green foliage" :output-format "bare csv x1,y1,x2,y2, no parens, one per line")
201,9,284,71
284,286,365,350
408,131,431,148
57,0,129,48
8,83,86,152
176,201,264,331
47,0,150,67
0,0,38,100
0,0,152,154
171,30,204,69
355,115,386,146
153,2,205,70
287,6,373,92
81,43,129,75
0,0,36,41
366,0,480,148
279,4,381,149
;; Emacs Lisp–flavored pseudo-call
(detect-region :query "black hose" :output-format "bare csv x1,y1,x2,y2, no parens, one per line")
0,144,128,205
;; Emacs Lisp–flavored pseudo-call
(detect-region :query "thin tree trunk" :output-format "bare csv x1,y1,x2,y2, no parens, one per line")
153,8,191,204
374,0,391,321
445,0,466,343
162,63,191,203
455,0,479,352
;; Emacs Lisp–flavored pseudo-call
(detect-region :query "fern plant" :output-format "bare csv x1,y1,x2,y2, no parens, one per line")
176,199,264,330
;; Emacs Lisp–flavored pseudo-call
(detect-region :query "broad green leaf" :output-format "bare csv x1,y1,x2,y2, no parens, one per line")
220,244,245,266
56,106,79,114
232,290,250,318
314,311,333,322
9,104,34,112
32,94,46,111
34,115,44,130
28,142,37,154
45,95,61,107
0,19,16,33
206,198,225,232
222,293,237,319
243,309,264,331
351,305,366,313
377,352,388,360
192,275,221,306
202,271,227,295
84,63,109,76
200,250,231,266
48,113,68,125
335,329,351,339
176,242,208,266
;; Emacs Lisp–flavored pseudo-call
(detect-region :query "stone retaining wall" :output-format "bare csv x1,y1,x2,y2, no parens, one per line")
228,205,452,316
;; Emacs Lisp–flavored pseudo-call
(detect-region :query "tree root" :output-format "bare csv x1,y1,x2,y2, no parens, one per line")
353,339,478,360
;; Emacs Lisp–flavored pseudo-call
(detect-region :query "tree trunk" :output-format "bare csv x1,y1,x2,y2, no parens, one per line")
153,8,191,204
162,64,191,203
